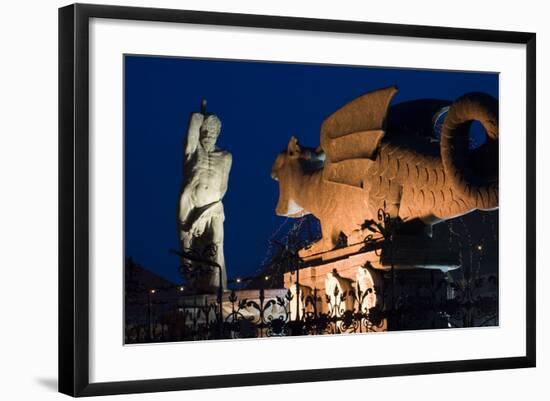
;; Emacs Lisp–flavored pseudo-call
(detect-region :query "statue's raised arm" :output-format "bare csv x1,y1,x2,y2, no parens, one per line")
184,112,204,158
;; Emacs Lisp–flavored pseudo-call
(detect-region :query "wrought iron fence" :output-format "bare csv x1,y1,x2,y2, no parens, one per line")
125,268,498,344
125,207,498,344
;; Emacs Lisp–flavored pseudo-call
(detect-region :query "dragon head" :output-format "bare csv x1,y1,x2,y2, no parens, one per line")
271,137,325,217
271,137,304,217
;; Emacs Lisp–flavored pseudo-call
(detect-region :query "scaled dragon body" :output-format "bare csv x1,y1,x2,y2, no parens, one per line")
271,86,498,257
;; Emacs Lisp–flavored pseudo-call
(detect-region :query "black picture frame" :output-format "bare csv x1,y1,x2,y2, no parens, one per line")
59,3,536,397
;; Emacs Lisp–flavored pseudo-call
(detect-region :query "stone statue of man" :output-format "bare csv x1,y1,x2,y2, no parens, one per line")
179,108,232,293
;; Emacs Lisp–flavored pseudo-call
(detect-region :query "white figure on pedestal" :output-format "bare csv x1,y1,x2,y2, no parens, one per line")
179,107,232,293
355,264,382,312
324,270,355,315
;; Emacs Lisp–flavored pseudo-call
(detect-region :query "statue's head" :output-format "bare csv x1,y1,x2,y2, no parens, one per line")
271,137,302,217
200,115,222,152
271,137,325,217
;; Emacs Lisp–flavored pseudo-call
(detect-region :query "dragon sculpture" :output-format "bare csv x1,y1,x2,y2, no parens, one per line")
271,86,498,257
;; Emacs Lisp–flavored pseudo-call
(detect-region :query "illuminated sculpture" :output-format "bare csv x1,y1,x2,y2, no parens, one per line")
179,105,232,292
324,270,355,314
288,283,314,318
355,265,382,312
271,86,498,257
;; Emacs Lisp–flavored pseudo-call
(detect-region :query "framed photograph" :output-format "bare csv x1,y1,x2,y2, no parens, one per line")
59,3,536,397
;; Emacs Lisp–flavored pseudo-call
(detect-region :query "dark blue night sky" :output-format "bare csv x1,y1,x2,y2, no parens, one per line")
124,55,498,283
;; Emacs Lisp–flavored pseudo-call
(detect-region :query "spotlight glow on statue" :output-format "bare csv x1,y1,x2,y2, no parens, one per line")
178,105,232,293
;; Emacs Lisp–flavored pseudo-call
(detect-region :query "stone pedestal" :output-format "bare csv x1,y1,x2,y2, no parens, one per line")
283,235,460,331
300,234,460,270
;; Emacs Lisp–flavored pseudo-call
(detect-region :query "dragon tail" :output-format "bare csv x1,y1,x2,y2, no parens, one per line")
440,92,499,211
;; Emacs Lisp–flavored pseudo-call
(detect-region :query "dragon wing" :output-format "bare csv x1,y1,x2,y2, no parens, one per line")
320,86,398,189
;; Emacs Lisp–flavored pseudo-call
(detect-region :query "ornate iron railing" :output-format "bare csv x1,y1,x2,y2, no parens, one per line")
125,269,497,344
125,207,498,343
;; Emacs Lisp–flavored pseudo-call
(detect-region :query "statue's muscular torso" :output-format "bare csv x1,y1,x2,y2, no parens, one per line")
184,147,232,208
